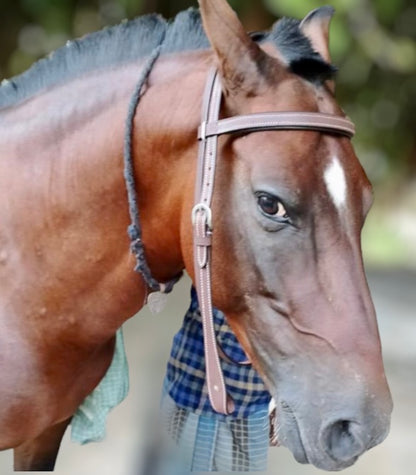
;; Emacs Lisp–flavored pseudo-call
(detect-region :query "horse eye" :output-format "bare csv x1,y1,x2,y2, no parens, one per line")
257,193,288,220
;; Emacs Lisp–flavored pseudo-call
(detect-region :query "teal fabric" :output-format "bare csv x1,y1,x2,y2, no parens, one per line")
71,329,129,444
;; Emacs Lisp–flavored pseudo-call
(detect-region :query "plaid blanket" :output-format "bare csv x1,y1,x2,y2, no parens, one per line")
165,287,271,419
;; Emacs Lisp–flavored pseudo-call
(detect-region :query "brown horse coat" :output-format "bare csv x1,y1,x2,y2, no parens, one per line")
0,1,391,470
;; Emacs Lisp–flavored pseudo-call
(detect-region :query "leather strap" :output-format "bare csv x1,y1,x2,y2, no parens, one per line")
199,111,355,140
193,69,355,415
193,69,235,414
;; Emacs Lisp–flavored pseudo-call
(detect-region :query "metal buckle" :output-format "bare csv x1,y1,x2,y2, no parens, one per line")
198,121,207,141
191,203,213,230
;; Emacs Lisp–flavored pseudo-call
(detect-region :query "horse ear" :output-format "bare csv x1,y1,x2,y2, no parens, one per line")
198,0,272,105
300,6,334,63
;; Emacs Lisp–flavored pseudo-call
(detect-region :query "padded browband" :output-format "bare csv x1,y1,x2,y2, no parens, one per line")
199,111,355,140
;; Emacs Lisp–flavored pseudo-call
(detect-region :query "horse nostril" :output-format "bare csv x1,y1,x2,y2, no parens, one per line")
323,420,364,463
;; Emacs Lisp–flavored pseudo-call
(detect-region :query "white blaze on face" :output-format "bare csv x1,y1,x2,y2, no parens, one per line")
324,156,347,210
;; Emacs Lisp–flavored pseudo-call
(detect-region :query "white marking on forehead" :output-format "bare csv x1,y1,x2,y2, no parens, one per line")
324,156,347,210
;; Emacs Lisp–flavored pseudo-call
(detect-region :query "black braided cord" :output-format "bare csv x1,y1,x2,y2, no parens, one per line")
124,38,181,293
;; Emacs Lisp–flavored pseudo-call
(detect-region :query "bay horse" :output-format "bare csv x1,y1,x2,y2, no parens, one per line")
0,0,392,471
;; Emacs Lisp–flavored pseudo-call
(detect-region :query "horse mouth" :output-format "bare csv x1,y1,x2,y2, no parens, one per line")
277,400,309,464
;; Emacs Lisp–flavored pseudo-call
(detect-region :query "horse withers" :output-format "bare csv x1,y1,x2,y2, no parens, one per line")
0,0,391,471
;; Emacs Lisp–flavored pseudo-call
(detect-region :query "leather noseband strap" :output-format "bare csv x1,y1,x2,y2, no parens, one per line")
192,69,355,415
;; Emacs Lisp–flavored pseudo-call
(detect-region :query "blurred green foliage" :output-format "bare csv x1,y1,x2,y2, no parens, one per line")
0,0,414,265
0,0,414,184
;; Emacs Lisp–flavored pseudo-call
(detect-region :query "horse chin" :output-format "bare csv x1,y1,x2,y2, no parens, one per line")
275,401,309,465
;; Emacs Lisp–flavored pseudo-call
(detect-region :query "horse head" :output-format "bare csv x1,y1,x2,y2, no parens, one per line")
189,0,392,470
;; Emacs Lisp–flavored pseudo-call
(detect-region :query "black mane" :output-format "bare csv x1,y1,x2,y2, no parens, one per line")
0,8,335,109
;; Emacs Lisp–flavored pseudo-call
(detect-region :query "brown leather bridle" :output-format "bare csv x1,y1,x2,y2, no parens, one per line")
125,53,355,415
192,68,355,414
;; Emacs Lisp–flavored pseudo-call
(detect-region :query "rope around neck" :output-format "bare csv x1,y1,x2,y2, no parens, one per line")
124,38,181,293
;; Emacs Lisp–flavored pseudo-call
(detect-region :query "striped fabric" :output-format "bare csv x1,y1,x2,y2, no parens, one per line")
161,384,270,472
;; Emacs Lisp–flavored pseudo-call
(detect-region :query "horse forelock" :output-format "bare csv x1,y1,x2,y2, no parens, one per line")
268,17,337,84
0,8,336,110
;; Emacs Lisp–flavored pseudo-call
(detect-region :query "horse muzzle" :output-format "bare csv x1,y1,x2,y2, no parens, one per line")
273,386,392,471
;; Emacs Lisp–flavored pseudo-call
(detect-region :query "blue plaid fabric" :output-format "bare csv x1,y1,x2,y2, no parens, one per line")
165,288,271,419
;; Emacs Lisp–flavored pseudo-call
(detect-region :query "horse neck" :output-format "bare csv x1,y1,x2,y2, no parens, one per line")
0,53,206,315
129,52,208,281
